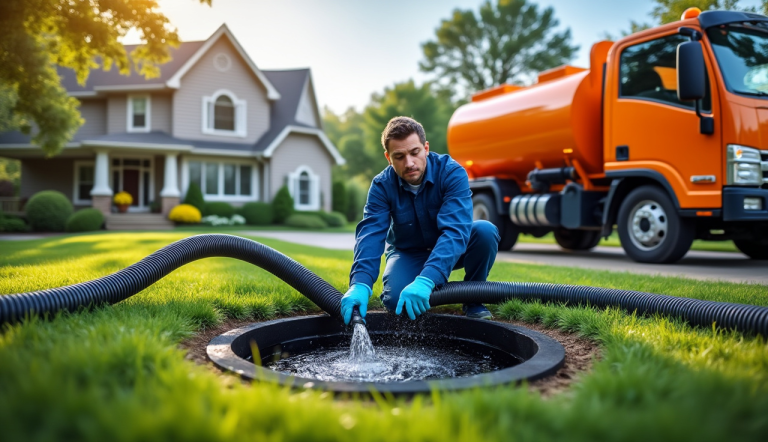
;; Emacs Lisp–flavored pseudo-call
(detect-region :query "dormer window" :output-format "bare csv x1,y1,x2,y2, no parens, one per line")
202,90,246,137
127,95,151,132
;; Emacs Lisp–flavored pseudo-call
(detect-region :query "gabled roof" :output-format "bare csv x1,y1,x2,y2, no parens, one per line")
58,24,280,100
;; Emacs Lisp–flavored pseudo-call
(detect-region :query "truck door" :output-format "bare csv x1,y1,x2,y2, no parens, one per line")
607,32,722,209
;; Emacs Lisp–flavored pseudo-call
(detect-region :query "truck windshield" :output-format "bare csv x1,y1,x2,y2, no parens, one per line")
707,23,768,97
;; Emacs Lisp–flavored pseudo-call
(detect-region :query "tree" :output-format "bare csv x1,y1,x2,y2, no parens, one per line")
0,0,211,156
331,180,348,215
420,0,577,97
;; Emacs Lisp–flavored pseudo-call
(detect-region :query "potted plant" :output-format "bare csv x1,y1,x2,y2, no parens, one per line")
113,191,133,213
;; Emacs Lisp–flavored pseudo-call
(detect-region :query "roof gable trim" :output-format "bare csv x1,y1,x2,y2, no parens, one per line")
263,125,345,165
166,24,281,100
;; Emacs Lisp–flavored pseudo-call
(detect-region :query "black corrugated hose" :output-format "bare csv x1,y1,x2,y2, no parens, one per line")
1,234,766,336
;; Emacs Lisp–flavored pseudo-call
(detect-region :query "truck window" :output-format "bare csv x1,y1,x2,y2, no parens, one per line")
619,34,712,112
707,23,768,97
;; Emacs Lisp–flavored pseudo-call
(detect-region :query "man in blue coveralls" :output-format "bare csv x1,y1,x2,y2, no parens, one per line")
340,116,500,324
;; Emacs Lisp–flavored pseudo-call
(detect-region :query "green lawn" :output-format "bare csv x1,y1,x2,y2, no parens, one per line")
0,232,766,441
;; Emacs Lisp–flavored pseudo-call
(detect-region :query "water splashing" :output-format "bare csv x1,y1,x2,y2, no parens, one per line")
350,323,376,362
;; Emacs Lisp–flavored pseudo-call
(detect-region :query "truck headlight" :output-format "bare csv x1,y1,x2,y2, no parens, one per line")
726,144,763,185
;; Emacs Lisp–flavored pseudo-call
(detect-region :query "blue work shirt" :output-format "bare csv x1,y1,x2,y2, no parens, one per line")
350,152,473,288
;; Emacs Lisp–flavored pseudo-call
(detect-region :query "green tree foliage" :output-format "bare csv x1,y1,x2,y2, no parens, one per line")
0,0,211,156
0,158,21,196
183,183,206,213
324,80,457,181
345,182,364,223
272,185,294,224
420,0,577,96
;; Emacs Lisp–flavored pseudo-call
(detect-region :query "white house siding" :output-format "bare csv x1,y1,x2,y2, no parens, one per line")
151,93,173,133
72,99,107,141
20,158,81,205
295,78,319,127
269,133,333,212
106,95,127,134
172,37,270,144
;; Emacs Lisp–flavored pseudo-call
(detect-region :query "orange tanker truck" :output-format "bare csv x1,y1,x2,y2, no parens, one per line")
447,8,768,263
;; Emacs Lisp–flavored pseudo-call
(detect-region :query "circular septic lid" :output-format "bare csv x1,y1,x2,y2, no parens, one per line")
207,313,565,395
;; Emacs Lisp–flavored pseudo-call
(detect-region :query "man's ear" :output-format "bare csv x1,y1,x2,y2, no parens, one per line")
424,141,429,154
384,150,391,165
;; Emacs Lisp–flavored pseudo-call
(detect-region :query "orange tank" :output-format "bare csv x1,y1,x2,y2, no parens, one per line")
448,41,614,183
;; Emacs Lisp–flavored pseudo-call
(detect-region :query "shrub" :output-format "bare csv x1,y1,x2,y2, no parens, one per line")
204,201,235,218
332,181,348,215
200,214,246,226
25,190,73,232
0,180,14,197
239,202,273,225
113,191,133,206
65,208,104,232
272,185,294,223
306,211,346,227
346,183,364,222
183,183,205,213
284,213,327,229
0,213,28,232
168,204,201,224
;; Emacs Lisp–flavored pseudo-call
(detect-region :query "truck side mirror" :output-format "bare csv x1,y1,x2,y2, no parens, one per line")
677,41,706,101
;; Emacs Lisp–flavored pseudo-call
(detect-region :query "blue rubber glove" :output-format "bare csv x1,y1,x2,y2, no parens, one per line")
396,276,435,320
341,283,372,325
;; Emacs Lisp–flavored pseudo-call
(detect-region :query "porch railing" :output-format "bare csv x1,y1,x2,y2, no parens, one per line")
0,197,25,216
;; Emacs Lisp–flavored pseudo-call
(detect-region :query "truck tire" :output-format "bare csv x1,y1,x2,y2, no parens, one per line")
553,228,601,251
472,193,519,251
617,185,694,263
733,239,768,260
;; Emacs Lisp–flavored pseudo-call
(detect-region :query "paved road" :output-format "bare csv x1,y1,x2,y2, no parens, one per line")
240,230,767,285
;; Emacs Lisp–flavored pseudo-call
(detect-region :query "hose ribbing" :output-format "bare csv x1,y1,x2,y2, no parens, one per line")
430,281,768,337
1,234,766,337
0,234,342,324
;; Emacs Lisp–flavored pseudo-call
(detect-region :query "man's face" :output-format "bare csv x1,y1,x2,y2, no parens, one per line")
385,133,430,185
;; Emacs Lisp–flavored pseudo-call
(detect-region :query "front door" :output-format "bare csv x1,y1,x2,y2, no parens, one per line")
123,169,140,207
607,32,722,209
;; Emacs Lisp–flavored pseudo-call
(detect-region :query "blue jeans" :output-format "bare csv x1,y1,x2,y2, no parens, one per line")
380,220,500,311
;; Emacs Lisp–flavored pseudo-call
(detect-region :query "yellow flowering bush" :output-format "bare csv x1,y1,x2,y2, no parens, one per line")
113,191,133,205
168,204,201,224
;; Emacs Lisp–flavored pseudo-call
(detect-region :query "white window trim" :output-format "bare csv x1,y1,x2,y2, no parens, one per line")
181,156,259,202
126,94,151,133
201,89,247,138
288,165,320,211
73,160,95,205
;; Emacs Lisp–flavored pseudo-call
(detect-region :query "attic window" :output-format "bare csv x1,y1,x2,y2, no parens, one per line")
127,95,151,132
213,53,231,72
202,90,246,137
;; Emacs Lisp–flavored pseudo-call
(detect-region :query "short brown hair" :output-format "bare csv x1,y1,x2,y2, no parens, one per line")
380,116,426,151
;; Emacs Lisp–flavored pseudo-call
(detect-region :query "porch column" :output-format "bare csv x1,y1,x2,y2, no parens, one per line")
90,149,113,215
159,153,181,216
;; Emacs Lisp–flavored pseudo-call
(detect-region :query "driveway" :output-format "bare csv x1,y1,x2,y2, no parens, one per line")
240,230,766,285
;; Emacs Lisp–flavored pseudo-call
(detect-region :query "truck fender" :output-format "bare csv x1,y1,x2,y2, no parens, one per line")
601,170,681,237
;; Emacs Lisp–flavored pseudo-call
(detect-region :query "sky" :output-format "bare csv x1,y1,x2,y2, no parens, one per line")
123,0,764,114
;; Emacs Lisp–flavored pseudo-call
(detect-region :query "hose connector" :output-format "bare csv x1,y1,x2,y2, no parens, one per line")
349,306,365,327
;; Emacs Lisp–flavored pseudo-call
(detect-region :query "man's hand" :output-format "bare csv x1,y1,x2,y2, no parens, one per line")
396,276,435,320
341,283,372,325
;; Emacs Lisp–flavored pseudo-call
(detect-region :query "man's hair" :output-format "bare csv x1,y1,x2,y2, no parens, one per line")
380,116,426,151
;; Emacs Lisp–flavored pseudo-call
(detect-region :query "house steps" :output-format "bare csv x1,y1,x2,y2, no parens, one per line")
105,213,174,231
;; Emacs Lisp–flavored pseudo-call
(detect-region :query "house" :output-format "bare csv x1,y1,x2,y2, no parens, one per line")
0,24,344,225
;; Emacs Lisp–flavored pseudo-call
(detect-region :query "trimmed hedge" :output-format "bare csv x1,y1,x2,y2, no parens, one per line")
332,181,348,215
66,209,104,232
284,213,327,229
183,183,206,213
169,204,201,224
25,190,73,232
239,202,273,226
0,213,28,232
306,211,346,227
203,202,235,218
345,183,363,222
272,185,294,224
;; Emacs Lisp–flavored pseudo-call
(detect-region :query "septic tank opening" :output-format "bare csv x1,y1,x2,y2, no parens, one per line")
207,312,565,395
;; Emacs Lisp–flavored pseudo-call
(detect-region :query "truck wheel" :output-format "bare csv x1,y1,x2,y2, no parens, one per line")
553,228,601,251
472,193,519,251
733,239,768,260
617,185,694,263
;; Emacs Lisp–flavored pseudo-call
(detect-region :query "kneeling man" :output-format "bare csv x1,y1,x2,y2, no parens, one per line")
341,116,500,324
